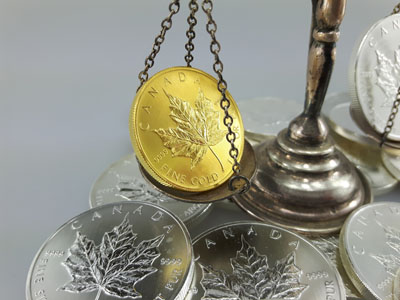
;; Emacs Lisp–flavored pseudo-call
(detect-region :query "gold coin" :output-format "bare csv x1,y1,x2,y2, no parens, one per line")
130,67,244,192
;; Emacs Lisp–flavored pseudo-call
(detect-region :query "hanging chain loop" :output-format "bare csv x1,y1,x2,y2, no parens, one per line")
393,3,400,14
381,86,400,146
185,0,199,66
201,0,250,193
137,0,180,91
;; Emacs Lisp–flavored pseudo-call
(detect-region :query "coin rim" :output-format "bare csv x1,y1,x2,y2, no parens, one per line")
324,92,378,147
393,268,400,300
26,201,194,300
129,66,245,192
381,148,400,181
88,153,213,224
339,201,400,300
191,220,347,300
323,92,398,195
237,96,301,136
349,14,400,143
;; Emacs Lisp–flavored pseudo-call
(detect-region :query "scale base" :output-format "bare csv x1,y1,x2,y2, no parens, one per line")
233,130,372,235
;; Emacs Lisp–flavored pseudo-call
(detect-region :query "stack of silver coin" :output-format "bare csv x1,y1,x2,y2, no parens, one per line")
323,92,398,196
26,11,400,300
323,13,400,196
340,202,400,300
26,145,400,299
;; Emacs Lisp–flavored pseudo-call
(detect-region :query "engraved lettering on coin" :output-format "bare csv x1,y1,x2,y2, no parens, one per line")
340,202,400,300
59,214,164,300
164,77,172,85
26,202,194,300
142,106,151,114
161,164,187,184
350,14,400,140
199,235,308,300
148,87,158,98
139,122,150,131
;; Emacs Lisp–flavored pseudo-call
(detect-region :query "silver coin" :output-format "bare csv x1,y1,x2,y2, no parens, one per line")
26,201,194,300
310,236,362,298
323,92,398,195
185,221,346,300
89,154,212,226
340,202,400,300
237,97,302,137
349,14,400,142
382,148,400,181
324,92,377,146
394,268,400,300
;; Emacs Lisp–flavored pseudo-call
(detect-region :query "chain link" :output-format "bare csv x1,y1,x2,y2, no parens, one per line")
185,0,199,66
201,0,250,193
137,0,180,92
381,86,400,146
393,3,400,14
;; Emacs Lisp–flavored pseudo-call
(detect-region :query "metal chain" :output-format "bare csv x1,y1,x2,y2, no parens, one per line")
380,86,400,146
392,3,400,14
185,0,198,66
137,0,180,92
201,0,250,193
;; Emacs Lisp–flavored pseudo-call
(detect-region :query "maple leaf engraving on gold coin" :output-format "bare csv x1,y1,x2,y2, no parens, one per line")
130,67,245,192
154,89,226,171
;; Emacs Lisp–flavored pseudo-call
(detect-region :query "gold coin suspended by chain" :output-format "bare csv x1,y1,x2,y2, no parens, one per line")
130,67,244,192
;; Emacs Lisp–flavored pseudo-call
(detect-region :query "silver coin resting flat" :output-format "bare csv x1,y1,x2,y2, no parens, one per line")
310,236,361,298
237,97,302,144
349,13,400,143
185,221,346,300
394,268,400,300
340,202,400,300
89,153,212,225
382,148,400,181
26,202,194,300
323,92,398,195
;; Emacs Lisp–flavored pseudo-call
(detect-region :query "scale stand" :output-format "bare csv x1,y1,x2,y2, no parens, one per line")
233,0,372,235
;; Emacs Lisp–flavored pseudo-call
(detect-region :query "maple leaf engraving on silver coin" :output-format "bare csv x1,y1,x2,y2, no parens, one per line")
310,236,339,266
59,214,165,300
370,222,400,277
116,177,170,205
375,46,400,106
199,235,308,300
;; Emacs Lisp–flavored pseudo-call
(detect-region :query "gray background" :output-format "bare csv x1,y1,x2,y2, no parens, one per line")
1,0,399,298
